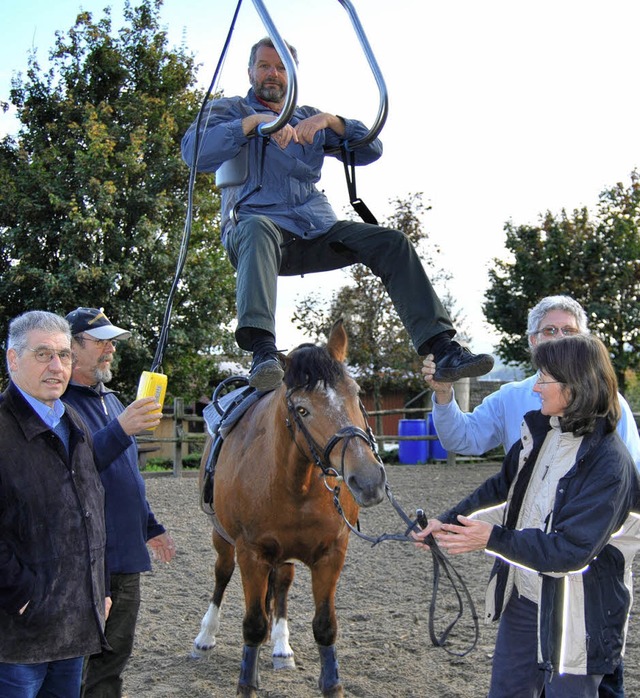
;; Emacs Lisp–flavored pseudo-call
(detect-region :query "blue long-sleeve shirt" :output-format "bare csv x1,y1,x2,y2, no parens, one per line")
62,382,165,574
181,89,382,241
431,374,640,469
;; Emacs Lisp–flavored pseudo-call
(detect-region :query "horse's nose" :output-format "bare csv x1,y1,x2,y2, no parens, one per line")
347,462,386,508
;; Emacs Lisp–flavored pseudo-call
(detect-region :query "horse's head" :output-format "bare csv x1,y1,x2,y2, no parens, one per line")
282,320,387,508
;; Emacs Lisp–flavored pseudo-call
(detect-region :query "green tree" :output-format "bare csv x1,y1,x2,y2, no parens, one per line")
484,170,640,393
292,193,468,429
0,0,237,400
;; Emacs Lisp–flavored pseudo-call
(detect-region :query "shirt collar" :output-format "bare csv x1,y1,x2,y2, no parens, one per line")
15,385,66,429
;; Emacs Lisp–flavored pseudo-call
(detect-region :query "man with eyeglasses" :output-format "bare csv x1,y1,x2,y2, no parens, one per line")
62,307,176,698
422,294,640,698
0,310,108,697
422,295,640,466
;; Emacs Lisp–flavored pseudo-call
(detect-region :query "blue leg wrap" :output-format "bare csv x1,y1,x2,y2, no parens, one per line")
238,644,261,690
318,644,341,693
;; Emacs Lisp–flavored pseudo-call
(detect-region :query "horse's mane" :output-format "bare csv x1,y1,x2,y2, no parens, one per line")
284,342,345,391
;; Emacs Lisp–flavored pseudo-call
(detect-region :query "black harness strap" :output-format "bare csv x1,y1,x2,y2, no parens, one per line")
341,145,378,225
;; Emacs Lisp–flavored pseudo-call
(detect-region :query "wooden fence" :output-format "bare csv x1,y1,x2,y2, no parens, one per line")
135,398,458,477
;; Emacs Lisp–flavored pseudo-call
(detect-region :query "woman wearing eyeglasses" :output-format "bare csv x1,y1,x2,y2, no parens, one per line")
415,333,640,697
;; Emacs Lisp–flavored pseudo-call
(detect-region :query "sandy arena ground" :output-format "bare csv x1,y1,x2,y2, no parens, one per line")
123,464,640,697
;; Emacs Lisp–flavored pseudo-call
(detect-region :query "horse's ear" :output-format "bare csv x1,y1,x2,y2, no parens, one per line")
326,319,348,363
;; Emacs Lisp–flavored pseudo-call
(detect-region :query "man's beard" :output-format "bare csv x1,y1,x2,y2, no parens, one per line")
254,80,286,104
94,361,113,384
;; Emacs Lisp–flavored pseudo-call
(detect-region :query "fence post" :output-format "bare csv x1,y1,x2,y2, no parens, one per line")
173,397,186,477
444,378,471,466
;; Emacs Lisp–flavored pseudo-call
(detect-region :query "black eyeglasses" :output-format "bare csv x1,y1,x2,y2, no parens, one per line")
80,336,120,348
535,371,563,386
28,347,74,366
535,326,579,338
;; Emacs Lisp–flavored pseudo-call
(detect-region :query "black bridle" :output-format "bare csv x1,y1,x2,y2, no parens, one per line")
285,388,377,479
284,387,479,657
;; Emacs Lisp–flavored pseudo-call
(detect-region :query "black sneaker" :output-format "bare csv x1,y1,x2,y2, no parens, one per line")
432,341,494,382
248,350,284,391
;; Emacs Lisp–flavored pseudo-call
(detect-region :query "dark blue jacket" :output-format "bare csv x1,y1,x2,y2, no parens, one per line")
0,383,106,662
439,411,640,675
62,382,165,574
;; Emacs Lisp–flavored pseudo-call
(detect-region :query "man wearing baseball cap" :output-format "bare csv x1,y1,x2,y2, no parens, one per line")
62,307,176,698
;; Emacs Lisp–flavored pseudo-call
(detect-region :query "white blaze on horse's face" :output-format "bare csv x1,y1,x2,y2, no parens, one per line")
323,386,344,413
317,383,359,429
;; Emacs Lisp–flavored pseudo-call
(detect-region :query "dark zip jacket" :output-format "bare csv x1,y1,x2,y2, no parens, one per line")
0,382,107,662
62,381,165,574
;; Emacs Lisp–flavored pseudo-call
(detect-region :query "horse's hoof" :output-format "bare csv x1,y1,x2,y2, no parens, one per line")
190,641,215,659
322,686,344,698
236,687,257,698
272,654,296,670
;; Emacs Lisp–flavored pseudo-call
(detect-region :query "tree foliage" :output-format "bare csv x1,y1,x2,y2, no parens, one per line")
0,0,237,401
293,193,468,422
484,170,640,393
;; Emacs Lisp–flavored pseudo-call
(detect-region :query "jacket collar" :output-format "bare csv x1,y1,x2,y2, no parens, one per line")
2,382,87,445
67,379,117,397
523,409,610,461
2,381,57,441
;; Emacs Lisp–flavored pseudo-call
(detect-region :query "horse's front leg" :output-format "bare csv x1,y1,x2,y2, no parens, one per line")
311,557,346,698
192,532,235,657
269,562,296,669
236,551,271,697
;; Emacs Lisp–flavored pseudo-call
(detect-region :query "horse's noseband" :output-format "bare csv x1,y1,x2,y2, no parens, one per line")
322,425,376,472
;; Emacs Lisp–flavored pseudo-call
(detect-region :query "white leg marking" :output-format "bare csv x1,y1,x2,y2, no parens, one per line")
271,617,295,670
191,602,221,658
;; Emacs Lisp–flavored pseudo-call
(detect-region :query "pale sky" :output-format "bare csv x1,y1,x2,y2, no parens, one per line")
2,0,640,355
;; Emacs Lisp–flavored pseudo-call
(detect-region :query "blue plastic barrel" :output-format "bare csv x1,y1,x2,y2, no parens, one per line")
427,414,447,460
398,419,428,464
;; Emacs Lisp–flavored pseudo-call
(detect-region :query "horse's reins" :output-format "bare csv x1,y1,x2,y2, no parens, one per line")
285,389,480,657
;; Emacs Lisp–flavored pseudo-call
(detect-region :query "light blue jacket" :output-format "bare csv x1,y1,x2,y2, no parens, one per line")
431,374,640,469
181,89,382,241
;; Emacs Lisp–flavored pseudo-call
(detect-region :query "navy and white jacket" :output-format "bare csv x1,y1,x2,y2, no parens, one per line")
181,89,382,241
63,382,165,575
438,410,640,675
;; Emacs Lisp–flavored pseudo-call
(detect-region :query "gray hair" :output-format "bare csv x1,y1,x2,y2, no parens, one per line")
526,295,589,348
7,311,71,366
249,37,298,68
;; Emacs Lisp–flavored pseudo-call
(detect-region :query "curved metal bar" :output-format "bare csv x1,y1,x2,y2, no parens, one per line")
334,0,388,150
251,0,387,148
250,0,298,135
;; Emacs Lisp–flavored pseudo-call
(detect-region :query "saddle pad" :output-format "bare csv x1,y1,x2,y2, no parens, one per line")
202,385,261,439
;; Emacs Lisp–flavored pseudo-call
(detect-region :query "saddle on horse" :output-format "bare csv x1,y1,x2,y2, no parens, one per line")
200,377,264,516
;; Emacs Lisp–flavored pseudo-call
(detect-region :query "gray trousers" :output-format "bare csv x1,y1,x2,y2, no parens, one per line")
223,215,454,351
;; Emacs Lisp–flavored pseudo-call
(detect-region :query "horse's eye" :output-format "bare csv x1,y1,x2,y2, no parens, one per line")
296,406,308,417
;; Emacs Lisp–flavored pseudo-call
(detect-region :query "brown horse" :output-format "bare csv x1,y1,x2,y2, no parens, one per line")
193,321,387,697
